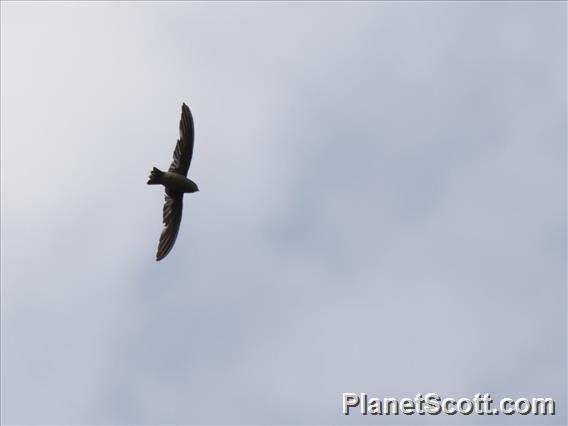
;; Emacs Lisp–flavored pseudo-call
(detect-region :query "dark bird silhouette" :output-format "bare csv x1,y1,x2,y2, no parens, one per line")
147,103,199,261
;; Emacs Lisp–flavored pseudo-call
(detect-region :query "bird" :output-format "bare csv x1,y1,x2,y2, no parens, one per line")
147,103,199,261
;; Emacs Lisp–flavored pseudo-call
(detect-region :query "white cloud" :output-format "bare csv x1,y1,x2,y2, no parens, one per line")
1,2,565,424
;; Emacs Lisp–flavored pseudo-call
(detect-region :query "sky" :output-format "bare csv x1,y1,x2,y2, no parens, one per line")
1,1,566,425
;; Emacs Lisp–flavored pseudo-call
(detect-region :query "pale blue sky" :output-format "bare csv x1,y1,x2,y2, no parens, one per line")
1,2,566,424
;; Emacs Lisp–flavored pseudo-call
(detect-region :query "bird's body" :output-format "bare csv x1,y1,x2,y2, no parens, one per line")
147,103,198,261
150,169,199,194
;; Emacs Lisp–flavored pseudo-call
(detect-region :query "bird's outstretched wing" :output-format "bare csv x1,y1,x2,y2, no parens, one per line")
156,189,183,261
168,103,195,177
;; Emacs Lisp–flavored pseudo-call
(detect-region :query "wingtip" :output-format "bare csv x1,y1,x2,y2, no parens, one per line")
156,250,169,261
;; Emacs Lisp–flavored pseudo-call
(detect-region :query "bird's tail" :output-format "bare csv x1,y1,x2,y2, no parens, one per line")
147,167,164,184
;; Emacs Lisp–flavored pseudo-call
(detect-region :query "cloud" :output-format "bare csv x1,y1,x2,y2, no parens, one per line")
1,2,565,424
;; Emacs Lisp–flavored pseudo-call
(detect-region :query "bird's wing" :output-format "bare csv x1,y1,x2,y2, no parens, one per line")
156,189,183,261
168,103,195,177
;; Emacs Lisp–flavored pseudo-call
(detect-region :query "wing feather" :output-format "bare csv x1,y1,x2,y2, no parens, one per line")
168,103,195,176
156,189,183,261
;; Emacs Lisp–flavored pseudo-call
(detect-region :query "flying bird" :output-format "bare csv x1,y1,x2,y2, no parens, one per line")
147,103,199,261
